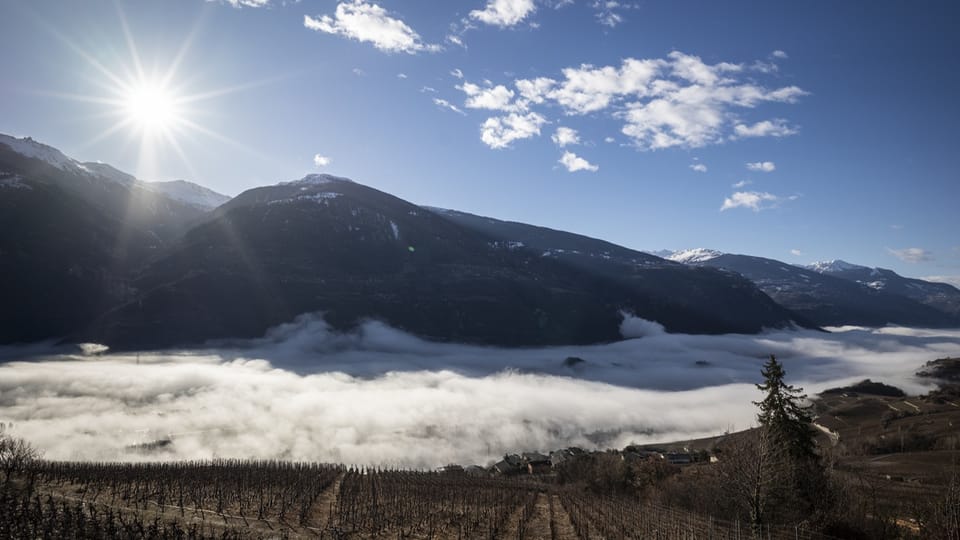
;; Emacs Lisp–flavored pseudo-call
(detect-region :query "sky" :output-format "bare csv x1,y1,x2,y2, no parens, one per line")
0,0,958,283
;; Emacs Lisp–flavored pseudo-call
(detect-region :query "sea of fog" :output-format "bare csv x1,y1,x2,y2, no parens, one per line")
1,314,958,469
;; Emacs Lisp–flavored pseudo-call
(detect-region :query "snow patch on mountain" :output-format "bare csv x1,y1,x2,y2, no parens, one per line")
283,173,355,187
0,174,31,190
665,248,724,264
805,260,869,273
146,180,231,209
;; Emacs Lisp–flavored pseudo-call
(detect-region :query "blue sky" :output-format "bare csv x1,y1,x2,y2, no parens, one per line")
1,0,958,283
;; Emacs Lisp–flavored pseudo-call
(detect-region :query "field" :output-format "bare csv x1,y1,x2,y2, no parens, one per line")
2,460,847,540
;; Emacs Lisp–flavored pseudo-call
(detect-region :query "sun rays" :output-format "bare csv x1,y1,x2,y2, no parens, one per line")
29,4,254,182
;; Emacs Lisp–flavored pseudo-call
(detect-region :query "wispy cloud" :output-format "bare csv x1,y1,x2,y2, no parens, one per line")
559,151,599,172
790,249,803,256
732,180,751,188
734,119,798,138
689,163,707,173
746,161,776,172
720,191,793,212
313,154,332,167
450,68,464,79
219,0,270,7
397,73,408,79
304,1,440,54
551,126,580,147
470,0,537,27
433,98,466,115
887,247,934,263
592,1,636,27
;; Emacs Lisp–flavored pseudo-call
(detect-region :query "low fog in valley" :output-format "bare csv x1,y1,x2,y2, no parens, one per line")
2,315,956,468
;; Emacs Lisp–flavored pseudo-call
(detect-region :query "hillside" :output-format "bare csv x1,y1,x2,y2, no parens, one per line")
82,176,805,349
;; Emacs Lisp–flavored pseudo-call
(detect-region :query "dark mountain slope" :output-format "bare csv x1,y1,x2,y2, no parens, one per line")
0,134,225,344
83,176,805,349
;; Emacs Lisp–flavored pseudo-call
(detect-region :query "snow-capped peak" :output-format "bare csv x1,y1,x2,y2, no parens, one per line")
145,180,231,210
282,173,355,186
805,259,869,274
0,134,75,170
665,248,724,264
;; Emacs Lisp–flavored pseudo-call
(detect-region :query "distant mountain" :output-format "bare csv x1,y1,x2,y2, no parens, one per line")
0,133,226,343
423,208,810,335
145,179,230,210
663,250,959,328
80,177,806,349
805,260,960,319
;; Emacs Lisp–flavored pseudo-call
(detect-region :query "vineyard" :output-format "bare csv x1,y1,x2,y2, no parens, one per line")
0,460,846,539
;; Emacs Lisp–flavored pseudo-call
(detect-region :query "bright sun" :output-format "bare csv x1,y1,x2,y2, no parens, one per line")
122,82,181,132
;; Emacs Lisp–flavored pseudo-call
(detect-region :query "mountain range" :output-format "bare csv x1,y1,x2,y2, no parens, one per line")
1,133,957,349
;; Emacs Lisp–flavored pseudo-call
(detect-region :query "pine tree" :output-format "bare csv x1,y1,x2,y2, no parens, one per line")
752,354,825,526
754,355,816,461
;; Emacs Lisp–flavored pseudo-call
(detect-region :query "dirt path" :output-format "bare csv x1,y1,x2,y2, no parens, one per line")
499,493,581,540
498,498,528,540
548,494,579,540
311,471,344,530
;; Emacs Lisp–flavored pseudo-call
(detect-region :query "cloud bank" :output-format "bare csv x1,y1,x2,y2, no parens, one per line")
1,316,956,469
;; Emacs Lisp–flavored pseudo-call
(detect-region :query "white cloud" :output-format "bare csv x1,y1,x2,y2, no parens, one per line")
604,136,616,143
433,98,466,115
397,73,408,79
459,82,518,111
470,0,536,27
720,191,788,212
313,154,332,167
480,112,547,149
352,67,366,76
689,163,707,173
446,35,466,48
551,126,580,147
454,51,806,153
771,50,788,59
450,68,464,79
559,151,599,172
746,161,776,172
304,1,440,54
887,247,934,263
733,119,798,138
732,180,751,188
790,249,803,256
420,86,437,93
923,276,960,289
